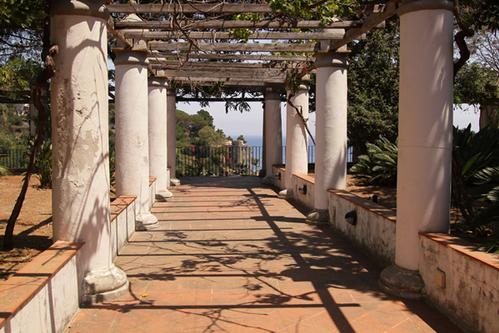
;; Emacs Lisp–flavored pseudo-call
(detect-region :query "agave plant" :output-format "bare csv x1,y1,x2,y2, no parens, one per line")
452,125,499,222
350,137,398,186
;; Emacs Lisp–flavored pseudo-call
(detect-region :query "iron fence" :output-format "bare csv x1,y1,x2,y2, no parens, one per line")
281,146,353,164
176,146,263,177
0,149,28,170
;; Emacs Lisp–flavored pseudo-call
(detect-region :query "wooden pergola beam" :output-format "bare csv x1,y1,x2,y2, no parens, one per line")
155,68,287,81
107,3,273,14
115,20,360,30
329,1,399,51
124,30,346,41
149,53,313,62
148,61,284,70
148,41,317,53
159,75,285,86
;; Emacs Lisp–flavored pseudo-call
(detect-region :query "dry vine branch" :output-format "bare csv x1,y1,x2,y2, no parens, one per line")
453,1,475,77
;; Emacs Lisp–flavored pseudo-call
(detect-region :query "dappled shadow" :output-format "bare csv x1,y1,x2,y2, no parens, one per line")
71,177,461,333
0,217,53,279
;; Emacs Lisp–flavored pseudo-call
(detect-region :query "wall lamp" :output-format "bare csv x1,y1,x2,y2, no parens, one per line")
345,210,357,226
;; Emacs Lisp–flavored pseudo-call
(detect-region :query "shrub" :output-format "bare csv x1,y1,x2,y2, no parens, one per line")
35,139,52,188
350,137,398,186
0,164,9,176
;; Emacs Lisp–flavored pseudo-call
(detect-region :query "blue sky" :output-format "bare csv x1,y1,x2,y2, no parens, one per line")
178,101,480,139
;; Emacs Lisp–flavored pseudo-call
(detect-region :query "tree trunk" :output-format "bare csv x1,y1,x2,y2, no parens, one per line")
479,104,499,130
2,17,55,250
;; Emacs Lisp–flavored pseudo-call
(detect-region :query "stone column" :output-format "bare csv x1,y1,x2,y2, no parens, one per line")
148,78,173,201
114,50,158,229
50,0,128,303
279,84,309,198
167,88,179,186
307,52,348,224
380,0,454,299
263,88,283,181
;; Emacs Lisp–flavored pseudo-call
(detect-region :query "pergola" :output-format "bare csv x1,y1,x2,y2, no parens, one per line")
49,0,455,303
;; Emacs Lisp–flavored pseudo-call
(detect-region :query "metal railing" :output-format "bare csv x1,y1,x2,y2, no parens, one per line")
282,146,353,164
176,146,263,176
0,149,28,170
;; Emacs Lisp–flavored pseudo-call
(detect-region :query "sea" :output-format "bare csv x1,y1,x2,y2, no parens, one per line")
240,135,353,164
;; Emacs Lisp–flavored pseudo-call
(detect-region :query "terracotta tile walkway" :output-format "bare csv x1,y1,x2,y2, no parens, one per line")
66,177,461,333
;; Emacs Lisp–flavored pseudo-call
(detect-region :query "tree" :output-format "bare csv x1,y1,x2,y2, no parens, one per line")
0,0,51,250
455,62,498,128
175,109,227,147
0,0,45,62
347,19,400,157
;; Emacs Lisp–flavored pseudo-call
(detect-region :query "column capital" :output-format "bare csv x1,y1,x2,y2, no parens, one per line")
398,0,454,16
286,74,310,93
49,0,108,19
114,50,149,66
315,52,348,69
148,77,168,88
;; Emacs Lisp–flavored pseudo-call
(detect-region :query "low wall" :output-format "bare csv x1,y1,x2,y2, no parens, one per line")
110,195,137,259
149,176,157,209
325,189,498,333
289,173,315,210
0,242,81,333
419,233,499,333
328,189,396,265
0,187,144,332
271,166,286,190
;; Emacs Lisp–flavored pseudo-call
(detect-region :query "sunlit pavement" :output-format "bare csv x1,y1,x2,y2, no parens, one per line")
66,176,461,333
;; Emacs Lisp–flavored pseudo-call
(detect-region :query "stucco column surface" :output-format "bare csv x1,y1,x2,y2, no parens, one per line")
50,0,128,303
167,88,179,186
263,88,283,180
148,78,173,200
115,51,158,228
280,85,309,198
380,0,454,299
307,52,348,224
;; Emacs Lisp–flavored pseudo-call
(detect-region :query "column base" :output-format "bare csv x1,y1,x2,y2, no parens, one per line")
306,209,330,225
156,189,173,201
278,189,288,199
170,178,181,186
136,212,159,230
262,175,274,185
379,265,425,299
82,264,129,305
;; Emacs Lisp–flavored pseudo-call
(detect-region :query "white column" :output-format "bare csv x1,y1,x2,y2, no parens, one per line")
307,52,348,223
148,78,173,200
280,84,309,197
50,0,127,303
380,0,454,299
115,51,158,229
263,88,282,179
167,88,179,185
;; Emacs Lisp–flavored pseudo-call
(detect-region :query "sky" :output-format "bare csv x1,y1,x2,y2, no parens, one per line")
177,101,480,140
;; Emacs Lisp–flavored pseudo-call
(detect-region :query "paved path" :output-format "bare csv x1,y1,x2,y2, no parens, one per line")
67,177,460,333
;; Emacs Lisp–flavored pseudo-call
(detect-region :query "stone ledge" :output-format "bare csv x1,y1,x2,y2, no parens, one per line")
110,195,137,222
328,189,396,223
292,172,315,184
420,232,499,271
0,241,82,329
